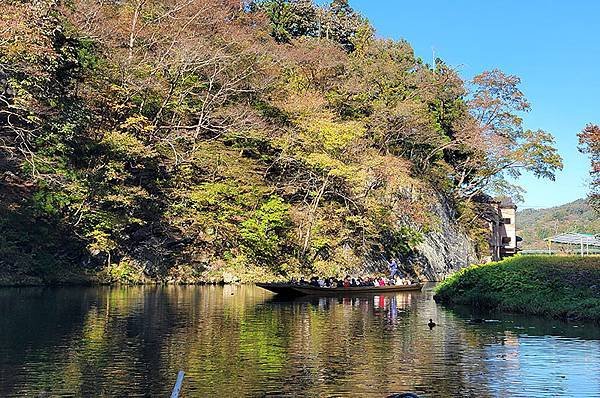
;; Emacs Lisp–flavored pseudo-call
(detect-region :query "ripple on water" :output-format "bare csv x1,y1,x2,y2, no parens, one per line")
1,285,600,397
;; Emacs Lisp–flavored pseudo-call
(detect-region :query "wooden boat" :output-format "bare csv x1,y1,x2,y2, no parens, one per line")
256,282,423,296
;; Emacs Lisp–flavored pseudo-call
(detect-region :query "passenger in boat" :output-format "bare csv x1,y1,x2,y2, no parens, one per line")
378,277,386,286
351,278,358,287
336,279,344,288
309,277,320,287
343,277,351,288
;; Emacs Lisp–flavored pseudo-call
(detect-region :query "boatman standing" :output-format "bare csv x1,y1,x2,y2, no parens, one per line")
389,259,399,279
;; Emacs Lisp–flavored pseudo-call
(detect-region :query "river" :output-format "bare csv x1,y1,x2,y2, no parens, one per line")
1,284,599,397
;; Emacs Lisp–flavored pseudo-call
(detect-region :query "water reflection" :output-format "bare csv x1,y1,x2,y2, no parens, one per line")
0,285,599,397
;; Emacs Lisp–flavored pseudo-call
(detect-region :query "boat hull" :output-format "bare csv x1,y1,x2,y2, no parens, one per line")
256,282,423,296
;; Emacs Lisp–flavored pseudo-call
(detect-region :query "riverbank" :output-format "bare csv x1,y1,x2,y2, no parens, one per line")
0,263,281,287
434,255,600,322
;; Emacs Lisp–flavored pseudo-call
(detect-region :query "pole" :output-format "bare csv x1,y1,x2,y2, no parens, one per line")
171,371,185,398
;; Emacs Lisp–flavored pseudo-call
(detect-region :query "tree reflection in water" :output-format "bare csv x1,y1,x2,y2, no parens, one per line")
1,285,599,397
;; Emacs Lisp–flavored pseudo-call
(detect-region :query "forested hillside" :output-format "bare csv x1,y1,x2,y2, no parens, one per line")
517,199,600,249
0,0,562,284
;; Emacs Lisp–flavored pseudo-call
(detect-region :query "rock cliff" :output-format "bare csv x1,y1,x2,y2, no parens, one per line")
412,197,480,281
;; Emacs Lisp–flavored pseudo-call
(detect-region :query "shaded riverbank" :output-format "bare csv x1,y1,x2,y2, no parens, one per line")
0,258,283,287
434,256,600,322
0,265,277,287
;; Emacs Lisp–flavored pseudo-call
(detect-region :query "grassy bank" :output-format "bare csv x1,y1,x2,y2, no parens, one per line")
434,256,600,322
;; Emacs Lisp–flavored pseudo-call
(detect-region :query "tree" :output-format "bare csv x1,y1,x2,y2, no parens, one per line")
471,69,530,139
457,69,563,198
253,0,367,52
321,0,366,52
252,0,318,43
0,0,569,283
578,124,600,212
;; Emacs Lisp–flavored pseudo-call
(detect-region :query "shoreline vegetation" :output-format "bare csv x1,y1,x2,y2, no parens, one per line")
0,264,282,287
434,255,600,322
0,265,413,287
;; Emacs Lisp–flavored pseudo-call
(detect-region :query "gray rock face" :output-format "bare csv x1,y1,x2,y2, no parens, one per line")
363,193,482,282
413,196,479,281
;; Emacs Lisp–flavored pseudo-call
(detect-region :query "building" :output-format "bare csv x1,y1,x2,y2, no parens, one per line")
495,198,518,259
475,195,520,261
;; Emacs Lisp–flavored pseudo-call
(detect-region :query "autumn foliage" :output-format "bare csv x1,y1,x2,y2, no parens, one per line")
578,124,600,212
0,0,563,283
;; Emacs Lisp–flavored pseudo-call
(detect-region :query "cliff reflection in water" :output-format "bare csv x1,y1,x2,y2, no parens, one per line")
1,285,599,397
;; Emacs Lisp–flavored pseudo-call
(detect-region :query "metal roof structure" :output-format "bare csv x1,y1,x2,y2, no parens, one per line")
546,233,600,247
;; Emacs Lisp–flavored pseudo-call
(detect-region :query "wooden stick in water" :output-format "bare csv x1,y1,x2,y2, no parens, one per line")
170,370,185,398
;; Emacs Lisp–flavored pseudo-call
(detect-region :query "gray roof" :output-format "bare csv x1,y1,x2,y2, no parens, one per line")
546,233,600,246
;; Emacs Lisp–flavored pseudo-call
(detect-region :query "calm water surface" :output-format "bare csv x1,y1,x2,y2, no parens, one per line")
1,284,599,397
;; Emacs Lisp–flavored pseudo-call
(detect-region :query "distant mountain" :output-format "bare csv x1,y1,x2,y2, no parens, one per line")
517,199,600,249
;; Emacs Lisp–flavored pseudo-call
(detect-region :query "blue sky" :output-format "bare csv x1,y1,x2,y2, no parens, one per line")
348,0,599,209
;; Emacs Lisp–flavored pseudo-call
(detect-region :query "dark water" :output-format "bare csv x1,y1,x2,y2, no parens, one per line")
1,285,599,397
